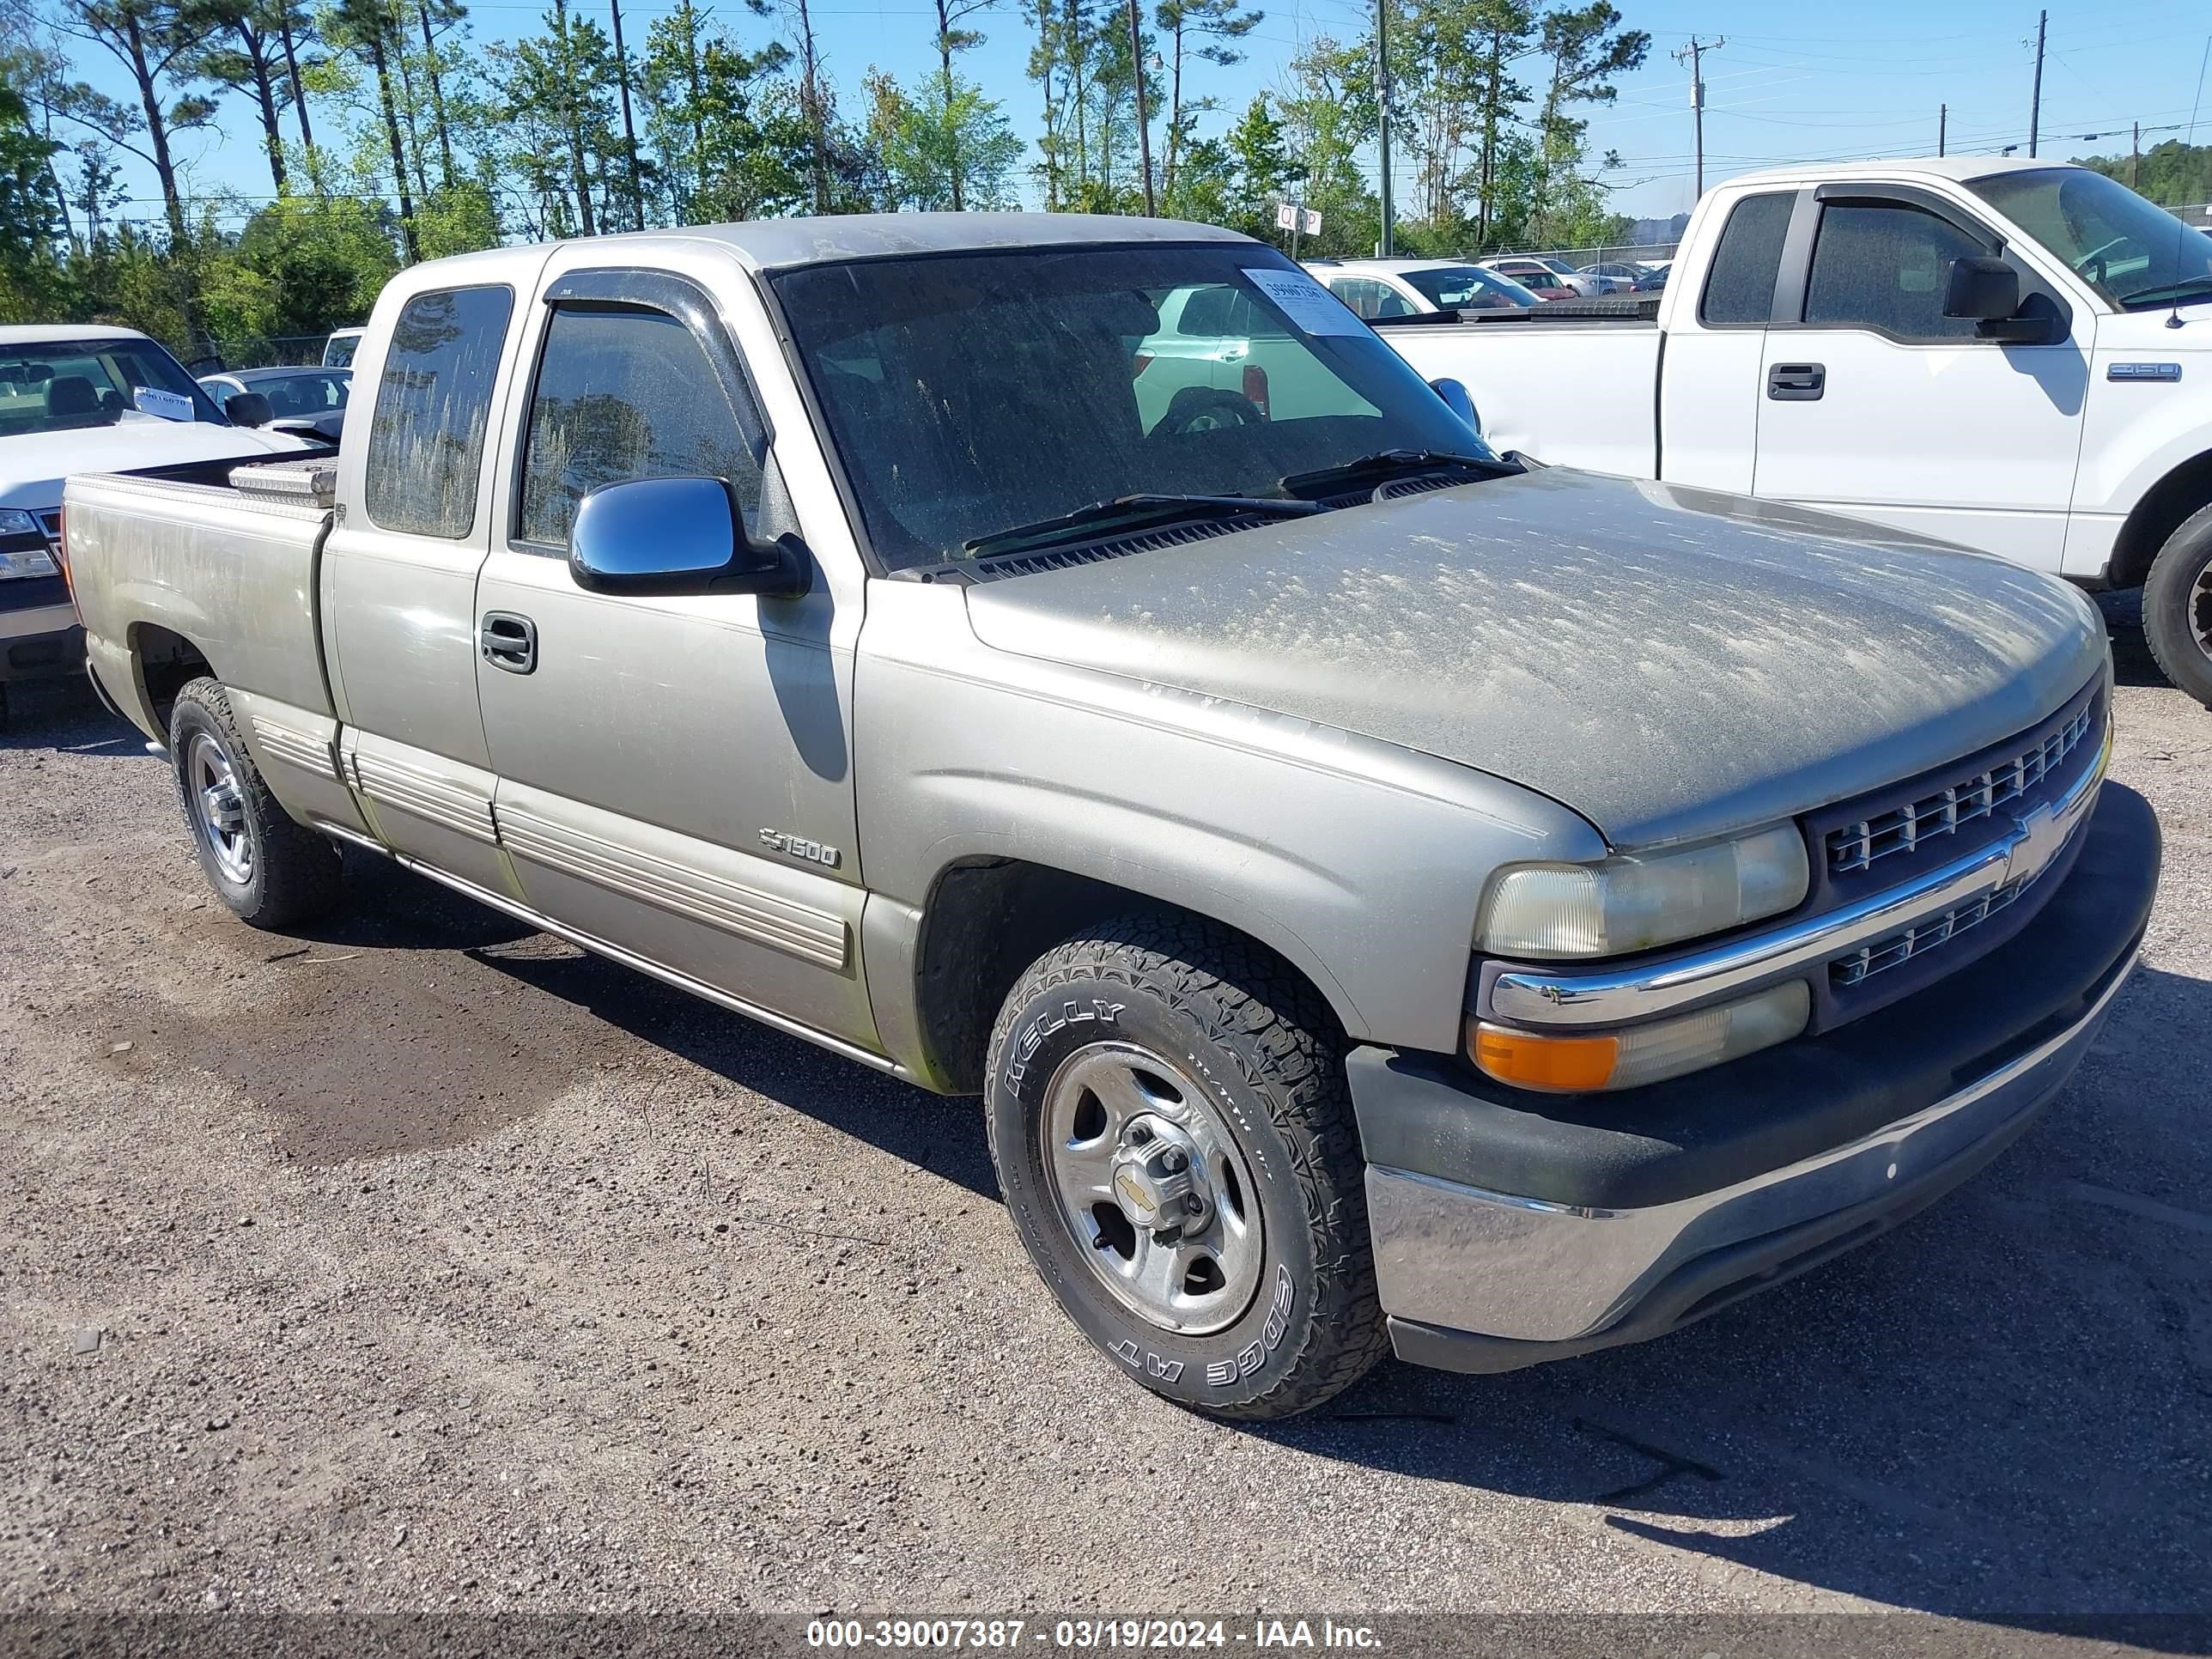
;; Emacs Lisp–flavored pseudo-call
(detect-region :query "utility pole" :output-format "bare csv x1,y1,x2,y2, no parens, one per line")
1938,103,1947,156
610,0,645,229
1127,0,1156,213
1376,0,1395,252
1673,36,1724,199
2132,120,2142,187
2028,9,2045,158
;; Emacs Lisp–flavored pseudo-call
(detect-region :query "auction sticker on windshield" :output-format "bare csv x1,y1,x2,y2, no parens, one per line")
1241,267,1364,336
133,386,194,422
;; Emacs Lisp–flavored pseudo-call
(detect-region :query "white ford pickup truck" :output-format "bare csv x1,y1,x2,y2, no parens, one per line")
1376,158,2212,707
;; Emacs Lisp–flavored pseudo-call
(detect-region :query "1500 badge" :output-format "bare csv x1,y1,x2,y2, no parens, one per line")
759,829,841,868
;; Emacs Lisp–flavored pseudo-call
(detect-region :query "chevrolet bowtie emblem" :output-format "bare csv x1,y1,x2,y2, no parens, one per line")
2003,800,2067,890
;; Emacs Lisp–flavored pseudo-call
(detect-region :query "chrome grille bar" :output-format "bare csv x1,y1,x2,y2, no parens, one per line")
1830,702,2095,877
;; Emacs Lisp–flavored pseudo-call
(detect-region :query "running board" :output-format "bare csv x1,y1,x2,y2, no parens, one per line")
315,819,909,1080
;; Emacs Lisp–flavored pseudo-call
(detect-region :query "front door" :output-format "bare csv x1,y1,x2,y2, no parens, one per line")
470,259,876,1050
1751,191,2091,569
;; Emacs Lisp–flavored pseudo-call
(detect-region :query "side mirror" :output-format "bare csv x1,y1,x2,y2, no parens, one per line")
223,392,273,428
1942,255,2020,322
568,476,809,599
1430,376,1480,434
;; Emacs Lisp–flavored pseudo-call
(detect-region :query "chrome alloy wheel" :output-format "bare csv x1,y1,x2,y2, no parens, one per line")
185,731,253,884
1038,1041,1264,1335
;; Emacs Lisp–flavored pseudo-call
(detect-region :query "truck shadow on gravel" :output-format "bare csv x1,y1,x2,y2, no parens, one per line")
1267,962,2212,1638
2097,589,2172,690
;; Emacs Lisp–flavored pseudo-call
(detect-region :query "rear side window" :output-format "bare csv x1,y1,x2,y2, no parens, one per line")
1699,192,1794,325
363,286,514,538
1804,203,1987,342
517,305,761,550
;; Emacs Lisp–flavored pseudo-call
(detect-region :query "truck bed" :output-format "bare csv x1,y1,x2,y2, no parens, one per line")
66,455,341,747
1374,309,1662,478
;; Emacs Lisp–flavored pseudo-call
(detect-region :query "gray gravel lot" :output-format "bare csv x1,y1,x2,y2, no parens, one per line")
3,595,2208,1642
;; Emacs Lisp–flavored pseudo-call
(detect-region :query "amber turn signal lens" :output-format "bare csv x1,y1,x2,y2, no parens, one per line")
1469,1023,1620,1091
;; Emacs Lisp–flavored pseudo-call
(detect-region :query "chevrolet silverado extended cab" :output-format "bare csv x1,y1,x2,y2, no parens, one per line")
1,325,308,725
1376,158,2212,708
64,216,2158,1419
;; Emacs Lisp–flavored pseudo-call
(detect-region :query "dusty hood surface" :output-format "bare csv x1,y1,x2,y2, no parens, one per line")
0,421,307,511
960,467,2107,848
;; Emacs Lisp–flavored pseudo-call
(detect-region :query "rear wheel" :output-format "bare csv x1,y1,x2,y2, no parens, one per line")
2142,503,2212,711
985,915,1386,1420
169,677,343,928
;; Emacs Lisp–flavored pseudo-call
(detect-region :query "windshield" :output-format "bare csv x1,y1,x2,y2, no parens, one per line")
1401,264,1540,308
1966,167,2212,309
323,331,362,368
1534,258,1577,276
774,244,1498,571
0,337,223,437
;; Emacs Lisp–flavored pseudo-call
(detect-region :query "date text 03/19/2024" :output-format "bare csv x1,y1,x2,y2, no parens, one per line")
804,1620,1385,1650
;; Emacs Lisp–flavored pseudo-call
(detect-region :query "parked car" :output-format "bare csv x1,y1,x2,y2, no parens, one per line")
198,365,351,443
1376,156,2212,707
1631,264,1670,292
321,326,365,368
1309,258,1545,318
65,218,2156,1421
1511,255,1619,296
1582,262,1653,284
1478,258,1582,300
0,325,310,726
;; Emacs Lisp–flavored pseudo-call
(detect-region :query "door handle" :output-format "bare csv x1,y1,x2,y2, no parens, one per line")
479,611,537,675
1767,362,1826,400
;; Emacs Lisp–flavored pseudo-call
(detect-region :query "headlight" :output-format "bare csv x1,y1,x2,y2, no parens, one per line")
1476,824,1808,958
0,507,41,538
1469,980,1810,1093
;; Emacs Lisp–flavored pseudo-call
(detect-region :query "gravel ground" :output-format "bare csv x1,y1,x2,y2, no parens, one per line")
3,595,2207,1643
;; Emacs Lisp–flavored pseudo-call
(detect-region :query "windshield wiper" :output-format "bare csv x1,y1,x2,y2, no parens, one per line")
2115,275,2212,308
963,492,1319,559
1278,448,1516,498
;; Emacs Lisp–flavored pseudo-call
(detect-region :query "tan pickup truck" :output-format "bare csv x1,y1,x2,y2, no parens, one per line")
62,215,2157,1419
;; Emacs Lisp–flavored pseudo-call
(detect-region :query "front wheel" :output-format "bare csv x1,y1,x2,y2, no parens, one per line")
2142,503,2212,711
985,915,1386,1420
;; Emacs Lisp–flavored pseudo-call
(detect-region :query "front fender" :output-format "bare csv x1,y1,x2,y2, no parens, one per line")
854,580,1604,1053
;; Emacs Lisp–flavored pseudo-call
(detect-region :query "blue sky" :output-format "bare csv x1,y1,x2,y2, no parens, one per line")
64,0,2212,233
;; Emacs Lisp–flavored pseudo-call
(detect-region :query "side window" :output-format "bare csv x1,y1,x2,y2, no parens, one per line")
364,285,514,538
517,304,762,550
1804,203,1986,341
1699,192,1794,325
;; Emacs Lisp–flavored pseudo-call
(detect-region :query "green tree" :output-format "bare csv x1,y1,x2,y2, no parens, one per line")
48,0,222,257
2079,140,2212,209
0,86,64,315
195,0,304,192
640,0,812,222
865,64,1021,210
326,0,422,258
1154,0,1257,203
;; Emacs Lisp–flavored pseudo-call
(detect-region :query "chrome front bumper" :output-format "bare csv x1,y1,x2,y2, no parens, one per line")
1370,939,2138,1352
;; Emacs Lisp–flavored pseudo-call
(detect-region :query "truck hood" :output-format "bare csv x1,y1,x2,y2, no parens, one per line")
959,467,2108,848
0,422,309,511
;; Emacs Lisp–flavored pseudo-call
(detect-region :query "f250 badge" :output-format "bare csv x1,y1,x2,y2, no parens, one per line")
759,829,841,868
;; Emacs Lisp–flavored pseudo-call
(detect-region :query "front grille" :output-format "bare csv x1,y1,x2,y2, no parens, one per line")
1827,699,2097,877
1831,878,2033,988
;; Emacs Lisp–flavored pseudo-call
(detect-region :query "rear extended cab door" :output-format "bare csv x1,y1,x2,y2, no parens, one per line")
321,251,551,896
